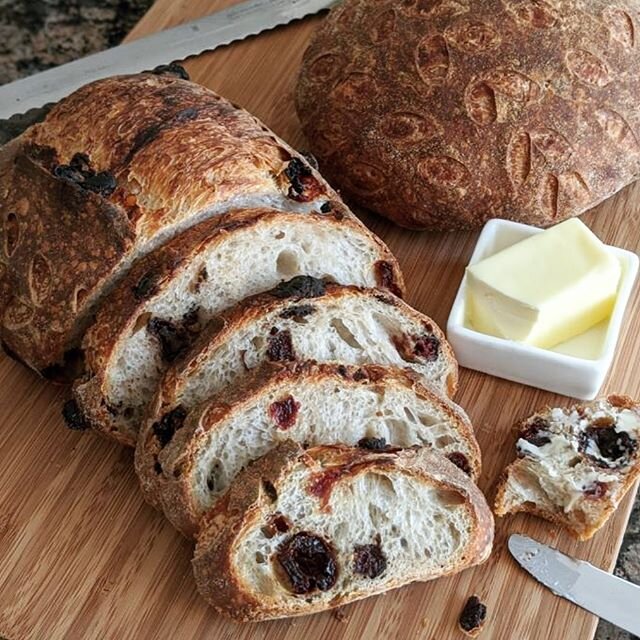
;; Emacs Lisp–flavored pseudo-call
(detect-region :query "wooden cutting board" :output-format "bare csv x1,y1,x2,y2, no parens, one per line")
1,1,639,639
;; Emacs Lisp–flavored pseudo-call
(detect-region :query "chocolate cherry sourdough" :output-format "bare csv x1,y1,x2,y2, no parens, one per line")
0,70,368,375
136,362,480,537
71,214,403,447
296,0,640,230
495,395,640,540
192,441,494,621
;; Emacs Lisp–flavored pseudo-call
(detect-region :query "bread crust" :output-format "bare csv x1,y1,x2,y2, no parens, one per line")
73,208,404,446
494,394,640,540
135,361,479,538
192,443,494,621
296,0,640,230
0,73,343,372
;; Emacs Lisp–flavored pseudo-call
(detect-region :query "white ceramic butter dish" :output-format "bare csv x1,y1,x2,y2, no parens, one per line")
446,219,639,399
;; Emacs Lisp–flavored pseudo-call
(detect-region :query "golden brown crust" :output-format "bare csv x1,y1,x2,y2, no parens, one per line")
192,443,494,621
135,361,479,538
74,208,404,447
0,148,135,373
296,0,640,230
0,73,341,372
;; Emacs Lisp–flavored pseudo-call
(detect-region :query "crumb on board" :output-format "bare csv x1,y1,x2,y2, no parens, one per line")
333,608,348,623
458,595,487,637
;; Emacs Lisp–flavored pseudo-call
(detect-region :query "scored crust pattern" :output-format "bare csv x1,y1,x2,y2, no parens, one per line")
296,0,640,229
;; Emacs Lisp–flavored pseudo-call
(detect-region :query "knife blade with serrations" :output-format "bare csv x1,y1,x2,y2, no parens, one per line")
0,0,335,120
508,534,640,636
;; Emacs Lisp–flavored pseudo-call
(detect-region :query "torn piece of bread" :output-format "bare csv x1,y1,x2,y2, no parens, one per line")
192,442,494,621
495,395,640,540
135,362,481,537
72,211,403,446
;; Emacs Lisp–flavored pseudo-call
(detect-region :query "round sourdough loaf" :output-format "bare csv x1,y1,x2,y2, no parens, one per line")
296,0,640,230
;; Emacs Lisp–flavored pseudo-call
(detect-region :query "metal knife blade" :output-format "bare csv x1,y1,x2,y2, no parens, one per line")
509,534,640,636
0,0,335,119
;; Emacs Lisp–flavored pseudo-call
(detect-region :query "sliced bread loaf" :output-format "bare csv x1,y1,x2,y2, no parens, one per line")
495,394,640,540
136,362,480,537
192,441,494,621
71,210,403,446
0,71,346,374
149,281,457,448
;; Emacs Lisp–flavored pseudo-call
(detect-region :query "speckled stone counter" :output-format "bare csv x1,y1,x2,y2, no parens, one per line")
0,2,638,639
0,0,150,84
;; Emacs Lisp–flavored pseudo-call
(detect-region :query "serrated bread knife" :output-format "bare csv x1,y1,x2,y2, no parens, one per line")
0,0,336,120
509,534,640,636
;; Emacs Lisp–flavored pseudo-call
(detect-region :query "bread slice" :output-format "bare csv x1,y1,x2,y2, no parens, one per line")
494,394,640,540
150,282,457,448
0,71,348,374
71,209,403,446
136,362,480,537
192,441,494,621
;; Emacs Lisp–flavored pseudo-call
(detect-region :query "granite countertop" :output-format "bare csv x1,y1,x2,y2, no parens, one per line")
0,2,638,639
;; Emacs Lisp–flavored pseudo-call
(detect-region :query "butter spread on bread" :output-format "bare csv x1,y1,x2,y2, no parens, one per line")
495,395,640,540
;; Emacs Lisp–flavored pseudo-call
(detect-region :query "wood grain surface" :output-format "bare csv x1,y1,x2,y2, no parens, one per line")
1,1,639,639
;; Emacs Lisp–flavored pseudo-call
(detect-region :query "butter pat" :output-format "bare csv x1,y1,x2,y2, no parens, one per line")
465,219,621,349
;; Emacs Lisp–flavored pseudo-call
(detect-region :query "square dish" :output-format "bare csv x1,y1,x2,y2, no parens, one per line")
446,219,639,399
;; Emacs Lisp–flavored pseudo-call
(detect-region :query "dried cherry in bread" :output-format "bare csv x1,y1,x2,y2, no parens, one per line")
393,333,440,363
276,532,338,594
447,452,472,476
353,536,387,579
357,436,389,451
266,328,296,362
269,396,300,430
519,417,552,450
579,425,637,468
147,318,192,363
270,275,326,299
284,158,323,202
53,152,117,197
152,405,187,447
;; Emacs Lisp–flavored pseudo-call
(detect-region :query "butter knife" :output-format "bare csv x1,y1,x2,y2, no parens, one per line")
0,0,335,120
509,534,640,636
